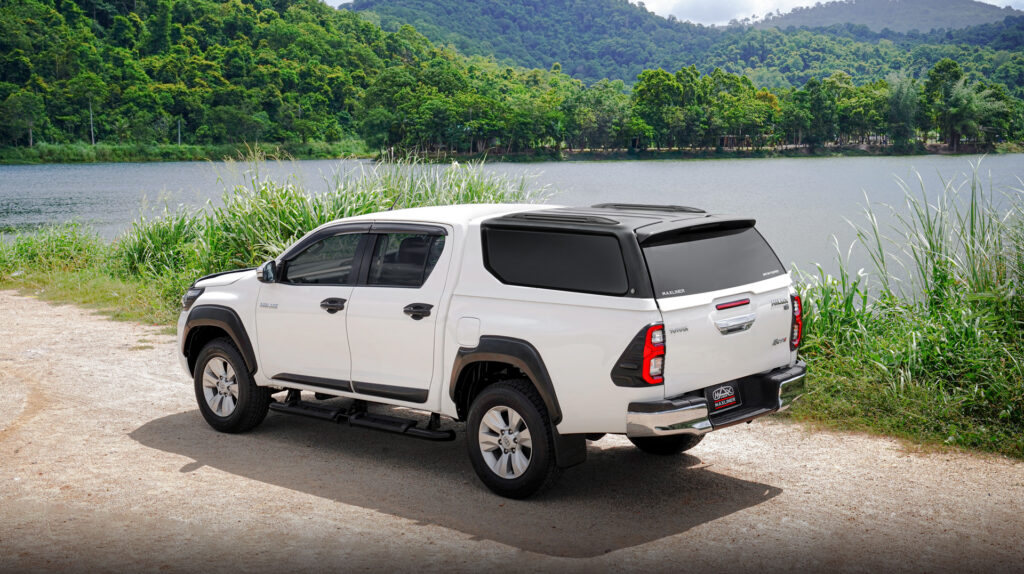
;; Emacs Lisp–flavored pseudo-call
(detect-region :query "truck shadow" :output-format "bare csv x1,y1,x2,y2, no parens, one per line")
130,403,781,558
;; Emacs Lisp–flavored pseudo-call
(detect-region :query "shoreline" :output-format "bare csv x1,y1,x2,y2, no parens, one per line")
2,141,1019,166
0,141,373,166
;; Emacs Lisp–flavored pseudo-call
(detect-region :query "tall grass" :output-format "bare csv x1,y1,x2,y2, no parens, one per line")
108,155,547,307
795,161,1024,457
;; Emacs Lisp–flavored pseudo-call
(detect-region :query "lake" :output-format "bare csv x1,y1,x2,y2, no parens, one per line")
1,154,1021,278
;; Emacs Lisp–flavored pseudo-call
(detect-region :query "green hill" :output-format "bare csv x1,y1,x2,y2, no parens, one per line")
757,0,1022,33
348,0,1024,91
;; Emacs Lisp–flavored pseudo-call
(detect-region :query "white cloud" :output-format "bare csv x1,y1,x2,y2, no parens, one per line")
324,0,1024,26
636,0,1024,26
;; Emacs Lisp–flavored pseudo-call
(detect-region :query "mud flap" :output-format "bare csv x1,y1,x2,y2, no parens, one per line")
552,428,587,469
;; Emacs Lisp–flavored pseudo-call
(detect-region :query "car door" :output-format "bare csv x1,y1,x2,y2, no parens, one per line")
255,227,369,392
345,225,451,404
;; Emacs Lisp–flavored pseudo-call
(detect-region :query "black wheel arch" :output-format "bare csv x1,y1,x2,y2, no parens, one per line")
183,305,258,376
449,336,585,469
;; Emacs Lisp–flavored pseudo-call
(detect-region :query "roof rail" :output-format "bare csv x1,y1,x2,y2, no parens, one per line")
591,203,705,214
507,212,619,225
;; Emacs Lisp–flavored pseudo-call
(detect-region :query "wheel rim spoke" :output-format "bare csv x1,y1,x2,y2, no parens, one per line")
507,409,523,433
517,429,532,450
221,394,236,415
478,432,501,450
482,410,506,434
202,368,218,388
510,449,529,476
227,383,238,398
491,452,510,477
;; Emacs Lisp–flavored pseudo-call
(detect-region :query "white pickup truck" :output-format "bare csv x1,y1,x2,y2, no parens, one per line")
177,203,806,498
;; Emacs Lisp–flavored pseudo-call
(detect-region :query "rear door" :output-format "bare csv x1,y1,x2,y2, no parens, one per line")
641,223,793,398
345,225,451,404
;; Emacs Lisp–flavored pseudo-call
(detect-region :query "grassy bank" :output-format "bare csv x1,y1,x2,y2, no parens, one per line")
793,163,1024,457
1,158,1021,457
0,139,371,165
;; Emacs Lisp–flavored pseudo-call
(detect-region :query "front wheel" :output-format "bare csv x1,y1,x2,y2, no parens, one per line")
194,338,270,433
628,433,705,455
466,380,561,499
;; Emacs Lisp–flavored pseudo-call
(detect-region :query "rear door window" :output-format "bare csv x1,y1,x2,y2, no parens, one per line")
642,226,785,298
483,228,629,296
367,233,446,287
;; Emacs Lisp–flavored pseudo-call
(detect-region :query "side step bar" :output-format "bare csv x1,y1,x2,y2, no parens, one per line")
268,395,456,442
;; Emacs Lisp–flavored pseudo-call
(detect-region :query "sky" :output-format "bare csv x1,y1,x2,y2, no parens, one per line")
328,1,1024,26
646,0,1024,25
329,1,1024,25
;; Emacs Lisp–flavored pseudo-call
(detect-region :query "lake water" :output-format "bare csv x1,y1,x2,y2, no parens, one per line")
1,154,1021,278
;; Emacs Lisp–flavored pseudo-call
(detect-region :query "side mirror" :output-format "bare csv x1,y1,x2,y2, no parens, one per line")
258,260,278,283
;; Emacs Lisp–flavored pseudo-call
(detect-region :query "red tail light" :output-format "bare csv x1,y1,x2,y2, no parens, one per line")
643,324,666,385
790,295,803,350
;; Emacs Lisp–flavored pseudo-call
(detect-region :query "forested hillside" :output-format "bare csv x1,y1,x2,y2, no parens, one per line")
1,0,1021,156
757,0,1022,33
349,0,1024,91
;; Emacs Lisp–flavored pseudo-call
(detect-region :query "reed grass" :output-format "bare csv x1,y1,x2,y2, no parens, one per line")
794,160,1024,457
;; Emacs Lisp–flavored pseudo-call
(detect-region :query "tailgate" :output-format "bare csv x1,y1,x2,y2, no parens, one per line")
640,222,793,397
658,279,793,397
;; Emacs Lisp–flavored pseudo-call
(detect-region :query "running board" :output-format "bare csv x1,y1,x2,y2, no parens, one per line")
268,399,456,441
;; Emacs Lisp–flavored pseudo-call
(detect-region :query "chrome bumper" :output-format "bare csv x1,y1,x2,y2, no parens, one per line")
776,365,807,411
626,398,713,437
626,361,807,438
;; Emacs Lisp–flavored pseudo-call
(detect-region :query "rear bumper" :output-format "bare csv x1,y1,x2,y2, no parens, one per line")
626,361,806,438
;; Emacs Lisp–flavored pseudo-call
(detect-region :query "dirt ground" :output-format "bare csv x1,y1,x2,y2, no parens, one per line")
1,290,1022,573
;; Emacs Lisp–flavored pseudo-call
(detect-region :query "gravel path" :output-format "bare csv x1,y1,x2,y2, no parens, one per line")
1,291,1021,573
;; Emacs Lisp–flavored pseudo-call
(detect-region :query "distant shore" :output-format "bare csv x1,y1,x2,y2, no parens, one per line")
0,141,372,165
426,141,1021,163
1,141,1019,165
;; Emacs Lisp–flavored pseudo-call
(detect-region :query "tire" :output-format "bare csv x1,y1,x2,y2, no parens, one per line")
194,337,271,433
628,433,705,455
466,379,561,499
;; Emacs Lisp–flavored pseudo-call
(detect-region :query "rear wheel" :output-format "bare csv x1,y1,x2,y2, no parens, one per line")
194,338,271,433
628,434,705,455
466,379,560,499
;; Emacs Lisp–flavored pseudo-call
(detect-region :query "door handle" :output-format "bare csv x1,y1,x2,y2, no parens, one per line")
714,313,756,335
403,303,433,320
320,298,347,314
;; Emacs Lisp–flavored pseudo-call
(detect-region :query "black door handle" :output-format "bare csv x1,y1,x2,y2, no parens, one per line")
403,303,433,320
320,298,347,314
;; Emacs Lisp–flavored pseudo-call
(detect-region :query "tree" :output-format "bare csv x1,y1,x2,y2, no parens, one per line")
632,69,683,149
924,58,964,146
887,72,919,149
2,90,44,146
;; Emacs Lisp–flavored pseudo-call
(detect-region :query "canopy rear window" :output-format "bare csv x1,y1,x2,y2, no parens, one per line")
642,226,785,298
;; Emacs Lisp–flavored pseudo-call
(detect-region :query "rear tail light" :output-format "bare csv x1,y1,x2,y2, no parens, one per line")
610,323,666,387
790,294,803,350
642,324,666,385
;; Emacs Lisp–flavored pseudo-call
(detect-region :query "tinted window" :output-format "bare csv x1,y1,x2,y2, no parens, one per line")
367,233,445,287
483,228,629,296
642,227,785,298
284,233,362,285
